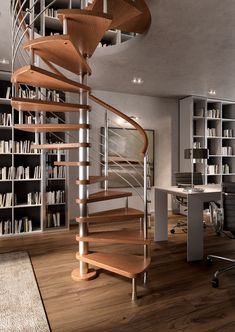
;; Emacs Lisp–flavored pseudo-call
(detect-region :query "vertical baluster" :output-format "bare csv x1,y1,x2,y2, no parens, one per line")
104,110,109,191
103,0,108,13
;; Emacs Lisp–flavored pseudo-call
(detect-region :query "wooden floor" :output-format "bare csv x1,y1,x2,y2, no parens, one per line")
1,214,235,332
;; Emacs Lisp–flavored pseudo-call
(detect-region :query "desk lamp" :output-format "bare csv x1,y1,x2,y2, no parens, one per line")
184,148,209,192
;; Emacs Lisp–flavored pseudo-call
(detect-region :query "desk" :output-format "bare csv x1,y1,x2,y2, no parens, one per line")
154,185,221,262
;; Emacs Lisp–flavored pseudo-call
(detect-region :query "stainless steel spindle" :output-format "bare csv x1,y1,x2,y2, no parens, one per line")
104,110,109,191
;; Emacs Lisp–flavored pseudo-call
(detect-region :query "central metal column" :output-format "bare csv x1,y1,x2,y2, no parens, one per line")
78,71,89,277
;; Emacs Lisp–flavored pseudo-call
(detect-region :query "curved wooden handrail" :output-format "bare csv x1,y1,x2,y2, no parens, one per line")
89,94,148,156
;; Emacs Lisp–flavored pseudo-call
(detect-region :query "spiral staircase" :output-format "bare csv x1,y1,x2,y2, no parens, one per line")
11,0,151,300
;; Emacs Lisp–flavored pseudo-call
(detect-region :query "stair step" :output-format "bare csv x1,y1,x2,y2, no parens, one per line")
54,161,90,166
12,65,90,93
76,229,151,245
76,252,151,279
76,190,132,204
24,35,91,76
76,176,109,185
15,123,90,133
76,207,143,223
11,98,91,113
87,0,141,30
113,0,151,33
32,143,90,150
57,9,112,57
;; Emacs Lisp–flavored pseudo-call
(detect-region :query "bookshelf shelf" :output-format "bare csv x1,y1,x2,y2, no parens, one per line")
14,204,42,208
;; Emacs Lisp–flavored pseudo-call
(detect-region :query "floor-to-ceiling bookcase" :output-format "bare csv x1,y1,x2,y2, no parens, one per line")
180,95,235,184
0,79,68,236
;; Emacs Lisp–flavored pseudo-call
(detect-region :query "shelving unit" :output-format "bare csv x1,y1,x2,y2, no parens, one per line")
0,75,68,236
180,96,235,184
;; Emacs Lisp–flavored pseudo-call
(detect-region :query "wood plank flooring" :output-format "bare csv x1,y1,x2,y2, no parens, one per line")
1,214,235,332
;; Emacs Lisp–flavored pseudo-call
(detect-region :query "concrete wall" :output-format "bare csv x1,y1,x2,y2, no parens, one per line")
68,90,179,221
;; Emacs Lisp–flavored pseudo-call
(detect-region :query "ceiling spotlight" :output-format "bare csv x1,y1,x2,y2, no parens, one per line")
132,77,144,84
0,58,9,65
208,89,216,96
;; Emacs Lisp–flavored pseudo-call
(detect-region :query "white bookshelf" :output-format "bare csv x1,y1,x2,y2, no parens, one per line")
180,96,235,184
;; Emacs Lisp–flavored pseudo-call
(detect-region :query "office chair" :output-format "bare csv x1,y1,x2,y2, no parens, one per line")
207,182,235,288
170,172,203,234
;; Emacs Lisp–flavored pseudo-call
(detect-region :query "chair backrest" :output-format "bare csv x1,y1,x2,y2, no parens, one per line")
174,172,203,186
222,182,235,235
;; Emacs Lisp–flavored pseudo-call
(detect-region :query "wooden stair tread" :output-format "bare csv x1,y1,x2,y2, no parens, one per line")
11,65,90,93
76,190,132,203
87,0,141,30
24,35,91,75
76,207,143,223
113,0,151,33
54,161,90,166
14,123,89,133
76,252,151,278
11,98,91,113
32,143,90,150
76,176,109,185
57,9,112,56
76,229,151,245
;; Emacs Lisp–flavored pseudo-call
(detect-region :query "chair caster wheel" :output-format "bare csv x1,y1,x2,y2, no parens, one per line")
206,257,213,266
170,229,175,234
212,277,219,288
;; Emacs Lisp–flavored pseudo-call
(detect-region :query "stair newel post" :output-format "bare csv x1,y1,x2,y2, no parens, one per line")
69,0,73,9
104,109,109,191
40,0,45,37
131,278,137,302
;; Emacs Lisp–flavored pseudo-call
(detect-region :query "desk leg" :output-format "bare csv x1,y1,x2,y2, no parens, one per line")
154,189,168,241
187,195,204,262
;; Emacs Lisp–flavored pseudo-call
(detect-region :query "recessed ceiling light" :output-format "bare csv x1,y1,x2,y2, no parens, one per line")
208,89,216,96
0,58,9,65
131,77,144,84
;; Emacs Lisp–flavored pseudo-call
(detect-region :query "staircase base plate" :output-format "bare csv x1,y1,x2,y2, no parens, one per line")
71,268,97,281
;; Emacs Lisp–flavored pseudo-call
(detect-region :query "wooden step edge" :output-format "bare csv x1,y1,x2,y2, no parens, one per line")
57,8,113,21
32,142,91,150
75,252,151,279
76,230,151,245
11,65,90,92
54,161,90,166
15,124,90,130
11,97,91,112
76,176,109,185
76,208,144,223
23,34,92,76
76,191,132,204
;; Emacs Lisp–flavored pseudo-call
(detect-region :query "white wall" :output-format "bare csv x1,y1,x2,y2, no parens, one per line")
68,90,178,221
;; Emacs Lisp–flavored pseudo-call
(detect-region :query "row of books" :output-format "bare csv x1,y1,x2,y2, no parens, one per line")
0,193,14,207
18,87,61,103
0,166,41,180
207,109,220,118
221,146,233,156
47,212,62,228
194,108,220,118
0,113,12,126
27,192,41,205
46,190,65,204
207,164,220,175
47,165,65,178
223,129,233,138
0,217,33,235
0,140,38,154
207,128,217,137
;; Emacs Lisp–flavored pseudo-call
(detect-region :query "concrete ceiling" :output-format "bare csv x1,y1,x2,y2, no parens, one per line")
2,0,235,100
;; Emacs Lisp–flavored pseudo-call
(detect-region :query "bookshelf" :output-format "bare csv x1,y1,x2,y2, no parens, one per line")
180,96,235,185
0,77,68,237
